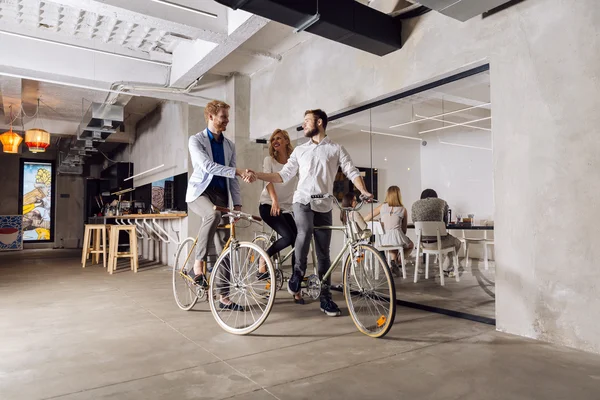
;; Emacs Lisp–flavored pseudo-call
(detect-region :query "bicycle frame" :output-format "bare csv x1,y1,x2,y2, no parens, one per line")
314,225,370,283
312,194,376,283
254,228,317,270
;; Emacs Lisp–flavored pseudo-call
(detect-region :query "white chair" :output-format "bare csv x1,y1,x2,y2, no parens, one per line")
461,229,493,271
414,221,460,286
368,221,407,279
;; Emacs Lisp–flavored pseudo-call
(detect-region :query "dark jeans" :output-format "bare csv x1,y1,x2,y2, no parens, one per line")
292,203,332,299
259,204,297,267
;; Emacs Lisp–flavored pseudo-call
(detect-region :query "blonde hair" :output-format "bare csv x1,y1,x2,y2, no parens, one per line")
268,129,294,159
204,100,230,123
385,186,404,207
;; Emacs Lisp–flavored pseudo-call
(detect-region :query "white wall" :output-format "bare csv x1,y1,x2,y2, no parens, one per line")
420,129,494,222
247,0,600,353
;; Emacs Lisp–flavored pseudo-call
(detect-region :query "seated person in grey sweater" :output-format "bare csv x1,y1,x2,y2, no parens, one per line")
411,189,462,272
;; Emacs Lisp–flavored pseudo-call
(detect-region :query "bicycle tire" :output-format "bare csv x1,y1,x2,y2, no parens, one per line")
173,237,200,311
252,234,283,291
343,244,396,338
208,241,276,335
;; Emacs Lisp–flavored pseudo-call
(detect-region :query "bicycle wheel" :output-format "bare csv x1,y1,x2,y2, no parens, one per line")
173,237,201,311
252,234,283,291
208,242,276,335
343,244,396,338
252,234,270,252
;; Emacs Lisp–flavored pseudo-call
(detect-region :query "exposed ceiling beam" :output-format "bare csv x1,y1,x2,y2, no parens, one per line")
170,14,269,88
0,34,170,86
0,62,227,108
1,77,22,126
236,48,282,61
43,0,227,44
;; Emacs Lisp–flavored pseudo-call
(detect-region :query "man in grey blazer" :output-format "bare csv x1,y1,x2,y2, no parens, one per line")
186,100,253,310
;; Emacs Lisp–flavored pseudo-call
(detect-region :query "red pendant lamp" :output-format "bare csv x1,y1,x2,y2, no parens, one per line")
25,99,51,153
25,128,50,153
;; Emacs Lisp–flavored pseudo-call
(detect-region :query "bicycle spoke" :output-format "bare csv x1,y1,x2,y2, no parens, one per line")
344,245,396,338
209,242,275,335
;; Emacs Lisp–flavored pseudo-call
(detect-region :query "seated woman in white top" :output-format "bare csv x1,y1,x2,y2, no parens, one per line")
258,129,299,296
365,185,414,277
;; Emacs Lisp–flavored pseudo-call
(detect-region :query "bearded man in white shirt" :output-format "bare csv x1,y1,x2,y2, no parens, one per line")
252,109,372,317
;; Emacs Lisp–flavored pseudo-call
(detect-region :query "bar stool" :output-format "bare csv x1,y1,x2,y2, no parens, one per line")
82,224,108,269
108,225,139,274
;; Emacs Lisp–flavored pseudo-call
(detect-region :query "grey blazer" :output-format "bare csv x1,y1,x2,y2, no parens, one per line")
185,128,242,206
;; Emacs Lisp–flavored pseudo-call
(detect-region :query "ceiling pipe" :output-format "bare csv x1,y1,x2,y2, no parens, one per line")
215,0,403,56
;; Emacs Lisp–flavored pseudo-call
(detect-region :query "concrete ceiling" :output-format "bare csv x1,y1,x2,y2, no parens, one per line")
0,0,287,153
0,0,493,159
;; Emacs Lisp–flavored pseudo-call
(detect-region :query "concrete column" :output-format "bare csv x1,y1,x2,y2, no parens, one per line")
225,73,264,241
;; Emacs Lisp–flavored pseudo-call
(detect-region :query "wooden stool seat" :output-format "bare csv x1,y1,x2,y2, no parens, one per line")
82,224,109,269
108,225,139,274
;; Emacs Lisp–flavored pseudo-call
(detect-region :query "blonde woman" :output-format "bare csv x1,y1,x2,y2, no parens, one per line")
257,129,300,299
365,185,414,277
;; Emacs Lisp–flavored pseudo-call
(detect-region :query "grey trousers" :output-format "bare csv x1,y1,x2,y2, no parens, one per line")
422,234,462,267
292,203,332,299
187,191,229,267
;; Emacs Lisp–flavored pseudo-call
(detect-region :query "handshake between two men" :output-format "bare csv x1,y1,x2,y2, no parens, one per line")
237,169,264,183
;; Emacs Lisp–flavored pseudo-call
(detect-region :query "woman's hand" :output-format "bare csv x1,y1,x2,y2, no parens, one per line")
271,201,281,216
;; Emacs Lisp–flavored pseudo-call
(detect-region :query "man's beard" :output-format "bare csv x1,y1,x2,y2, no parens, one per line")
304,127,319,138
215,122,227,132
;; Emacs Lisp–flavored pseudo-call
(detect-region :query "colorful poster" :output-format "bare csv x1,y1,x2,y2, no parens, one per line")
22,162,52,241
0,216,23,251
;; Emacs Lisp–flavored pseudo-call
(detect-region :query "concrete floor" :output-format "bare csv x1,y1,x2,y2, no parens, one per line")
395,259,496,319
2,250,600,400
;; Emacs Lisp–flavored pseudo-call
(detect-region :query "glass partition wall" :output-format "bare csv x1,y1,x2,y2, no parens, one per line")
326,68,494,321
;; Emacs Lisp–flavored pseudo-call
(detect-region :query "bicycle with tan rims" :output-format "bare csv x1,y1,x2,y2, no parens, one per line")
172,206,276,335
256,193,396,338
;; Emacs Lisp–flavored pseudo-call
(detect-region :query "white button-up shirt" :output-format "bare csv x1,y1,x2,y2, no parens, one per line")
278,136,361,212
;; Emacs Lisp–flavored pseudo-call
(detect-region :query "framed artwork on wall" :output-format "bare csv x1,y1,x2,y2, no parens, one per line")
0,215,23,251
19,160,55,242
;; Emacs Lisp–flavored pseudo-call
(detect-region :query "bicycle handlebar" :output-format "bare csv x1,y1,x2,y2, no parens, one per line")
310,193,377,212
213,206,262,222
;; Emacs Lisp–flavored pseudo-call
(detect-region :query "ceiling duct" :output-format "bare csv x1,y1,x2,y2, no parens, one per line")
215,0,402,56
76,103,124,143
58,103,124,174
415,0,520,21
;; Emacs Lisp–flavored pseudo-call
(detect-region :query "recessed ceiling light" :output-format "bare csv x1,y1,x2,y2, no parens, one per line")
149,0,218,18
415,114,491,132
439,141,492,151
419,117,491,134
360,129,423,141
389,102,491,129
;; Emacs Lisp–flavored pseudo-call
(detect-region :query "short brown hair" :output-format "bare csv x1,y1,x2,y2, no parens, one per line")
305,109,328,129
204,100,230,123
